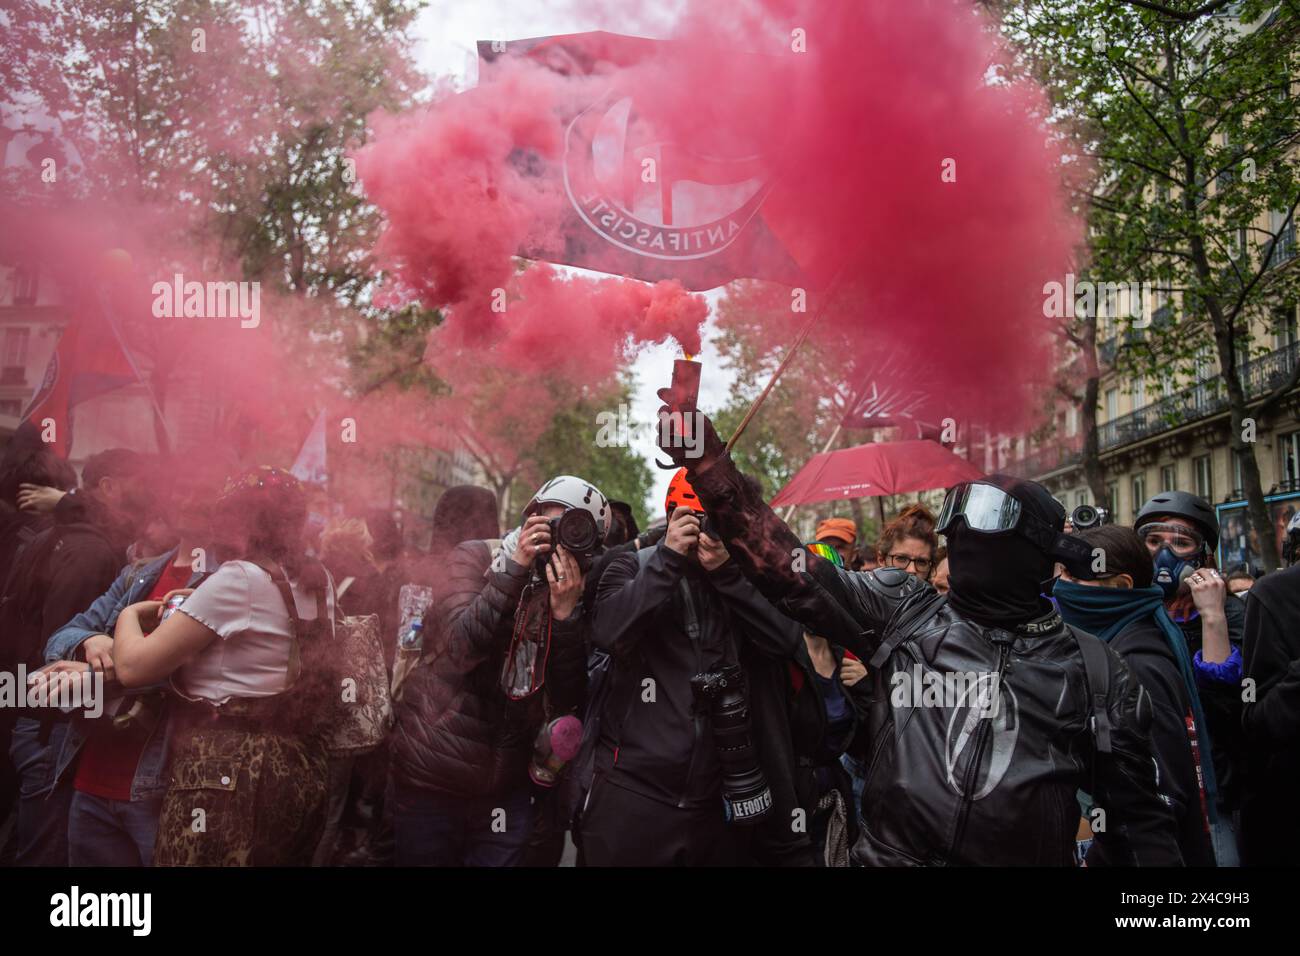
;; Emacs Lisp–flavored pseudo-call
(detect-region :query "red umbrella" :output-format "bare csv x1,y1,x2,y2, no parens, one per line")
769,439,984,506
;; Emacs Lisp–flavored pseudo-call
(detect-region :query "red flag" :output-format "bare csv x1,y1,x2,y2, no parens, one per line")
479,33,806,291
20,299,141,457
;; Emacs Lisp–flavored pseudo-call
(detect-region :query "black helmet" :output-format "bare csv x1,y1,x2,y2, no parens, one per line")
1134,490,1218,549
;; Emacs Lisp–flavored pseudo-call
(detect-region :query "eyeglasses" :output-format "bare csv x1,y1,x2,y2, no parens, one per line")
1136,522,1204,559
886,552,932,573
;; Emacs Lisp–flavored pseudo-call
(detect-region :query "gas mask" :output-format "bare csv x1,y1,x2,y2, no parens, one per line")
1137,521,1206,600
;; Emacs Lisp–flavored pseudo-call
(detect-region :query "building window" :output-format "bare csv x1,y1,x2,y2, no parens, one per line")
1194,454,1213,501
1161,464,1177,491
12,268,37,306
1105,387,1119,421
1275,304,1298,351
1280,431,1300,490
1133,377,1146,408
3,328,29,367
1131,473,1147,520
1106,481,1119,517
1232,450,1246,498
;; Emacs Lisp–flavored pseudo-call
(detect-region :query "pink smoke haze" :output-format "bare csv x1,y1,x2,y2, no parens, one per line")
359,0,1079,432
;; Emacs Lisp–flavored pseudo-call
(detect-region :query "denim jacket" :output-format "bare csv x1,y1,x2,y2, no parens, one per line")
45,548,207,801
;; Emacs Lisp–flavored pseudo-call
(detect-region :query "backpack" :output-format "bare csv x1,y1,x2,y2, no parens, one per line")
251,560,393,757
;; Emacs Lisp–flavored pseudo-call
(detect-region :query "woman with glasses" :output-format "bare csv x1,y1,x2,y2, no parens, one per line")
874,504,938,581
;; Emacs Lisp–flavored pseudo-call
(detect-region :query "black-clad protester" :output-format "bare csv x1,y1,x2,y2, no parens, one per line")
656,395,1181,866
1055,525,1217,866
1,447,150,866
0,426,77,854
1240,512,1300,866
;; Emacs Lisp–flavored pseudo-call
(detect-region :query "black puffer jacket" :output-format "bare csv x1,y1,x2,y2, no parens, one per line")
688,450,1182,867
390,540,587,797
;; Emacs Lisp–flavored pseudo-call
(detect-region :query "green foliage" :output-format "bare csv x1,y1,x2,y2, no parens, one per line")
509,374,655,530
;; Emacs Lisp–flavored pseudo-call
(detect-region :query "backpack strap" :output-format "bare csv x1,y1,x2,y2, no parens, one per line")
868,590,948,669
1070,626,1113,755
247,559,325,690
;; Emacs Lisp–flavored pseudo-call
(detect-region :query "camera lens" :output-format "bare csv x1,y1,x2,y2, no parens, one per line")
555,509,599,553
690,665,773,825
1071,505,1099,530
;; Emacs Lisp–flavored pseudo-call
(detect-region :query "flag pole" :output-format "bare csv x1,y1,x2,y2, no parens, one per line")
724,268,845,453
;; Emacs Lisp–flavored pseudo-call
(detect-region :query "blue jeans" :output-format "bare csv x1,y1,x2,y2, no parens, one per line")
392,783,533,867
9,718,73,866
839,753,867,827
68,791,163,866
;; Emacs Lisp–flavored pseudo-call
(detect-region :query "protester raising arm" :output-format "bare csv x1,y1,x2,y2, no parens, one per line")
699,532,805,661
656,394,892,659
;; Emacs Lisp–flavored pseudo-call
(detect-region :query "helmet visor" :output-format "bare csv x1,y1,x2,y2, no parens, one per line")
937,482,1022,534
1137,521,1204,559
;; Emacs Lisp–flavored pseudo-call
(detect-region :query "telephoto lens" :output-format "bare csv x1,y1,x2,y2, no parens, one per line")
690,664,773,825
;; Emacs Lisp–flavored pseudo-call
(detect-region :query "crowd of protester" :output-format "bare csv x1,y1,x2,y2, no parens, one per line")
0,407,1298,868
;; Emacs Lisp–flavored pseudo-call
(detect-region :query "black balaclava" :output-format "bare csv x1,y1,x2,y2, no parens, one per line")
945,474,1064,630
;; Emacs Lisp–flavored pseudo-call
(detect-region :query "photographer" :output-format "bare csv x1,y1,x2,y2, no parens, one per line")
389,476,596,866
656,397,1180,866
579,471,815,867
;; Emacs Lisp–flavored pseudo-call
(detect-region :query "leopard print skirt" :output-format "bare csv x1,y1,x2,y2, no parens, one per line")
153,725,329,867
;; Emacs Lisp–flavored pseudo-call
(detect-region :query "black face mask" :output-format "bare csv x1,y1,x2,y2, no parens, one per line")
945,476,1062,630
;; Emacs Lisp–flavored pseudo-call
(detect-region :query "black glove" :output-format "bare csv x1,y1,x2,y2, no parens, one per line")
655,388,727,473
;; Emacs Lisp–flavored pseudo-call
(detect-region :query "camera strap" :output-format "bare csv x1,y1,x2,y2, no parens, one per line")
678,579,701,642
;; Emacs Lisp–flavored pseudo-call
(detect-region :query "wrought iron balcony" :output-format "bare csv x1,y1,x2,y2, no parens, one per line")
1098,341,1300,451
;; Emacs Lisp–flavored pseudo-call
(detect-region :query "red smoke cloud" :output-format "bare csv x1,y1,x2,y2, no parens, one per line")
359,0,1080,433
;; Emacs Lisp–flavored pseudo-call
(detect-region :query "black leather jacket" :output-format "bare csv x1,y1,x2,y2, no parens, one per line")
689,452,1182,867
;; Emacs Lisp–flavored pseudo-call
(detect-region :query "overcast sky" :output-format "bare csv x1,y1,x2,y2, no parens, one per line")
408,1,737,516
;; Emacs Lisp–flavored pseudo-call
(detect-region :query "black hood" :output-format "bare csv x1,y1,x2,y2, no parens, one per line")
429,485,499,555
946,474,1064,630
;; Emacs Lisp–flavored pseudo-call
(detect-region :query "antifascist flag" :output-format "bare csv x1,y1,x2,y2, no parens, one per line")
21,293,143,457
478,32,806,291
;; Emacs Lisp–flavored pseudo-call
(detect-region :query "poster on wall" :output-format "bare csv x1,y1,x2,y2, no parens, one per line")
1217,492,1300,575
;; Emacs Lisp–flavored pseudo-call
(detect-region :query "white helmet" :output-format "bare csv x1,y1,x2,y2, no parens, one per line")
524,475,609,537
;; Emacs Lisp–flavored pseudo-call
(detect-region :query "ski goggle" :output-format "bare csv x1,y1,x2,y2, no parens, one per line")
805,541,844,568
936,482,1023,535
1136,522,1204,559
938,480,1098,579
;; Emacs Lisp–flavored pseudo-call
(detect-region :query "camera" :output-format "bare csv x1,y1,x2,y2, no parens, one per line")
1070,504,1108,531
697,512,716,539
533,507,602,578
689,664,773,825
